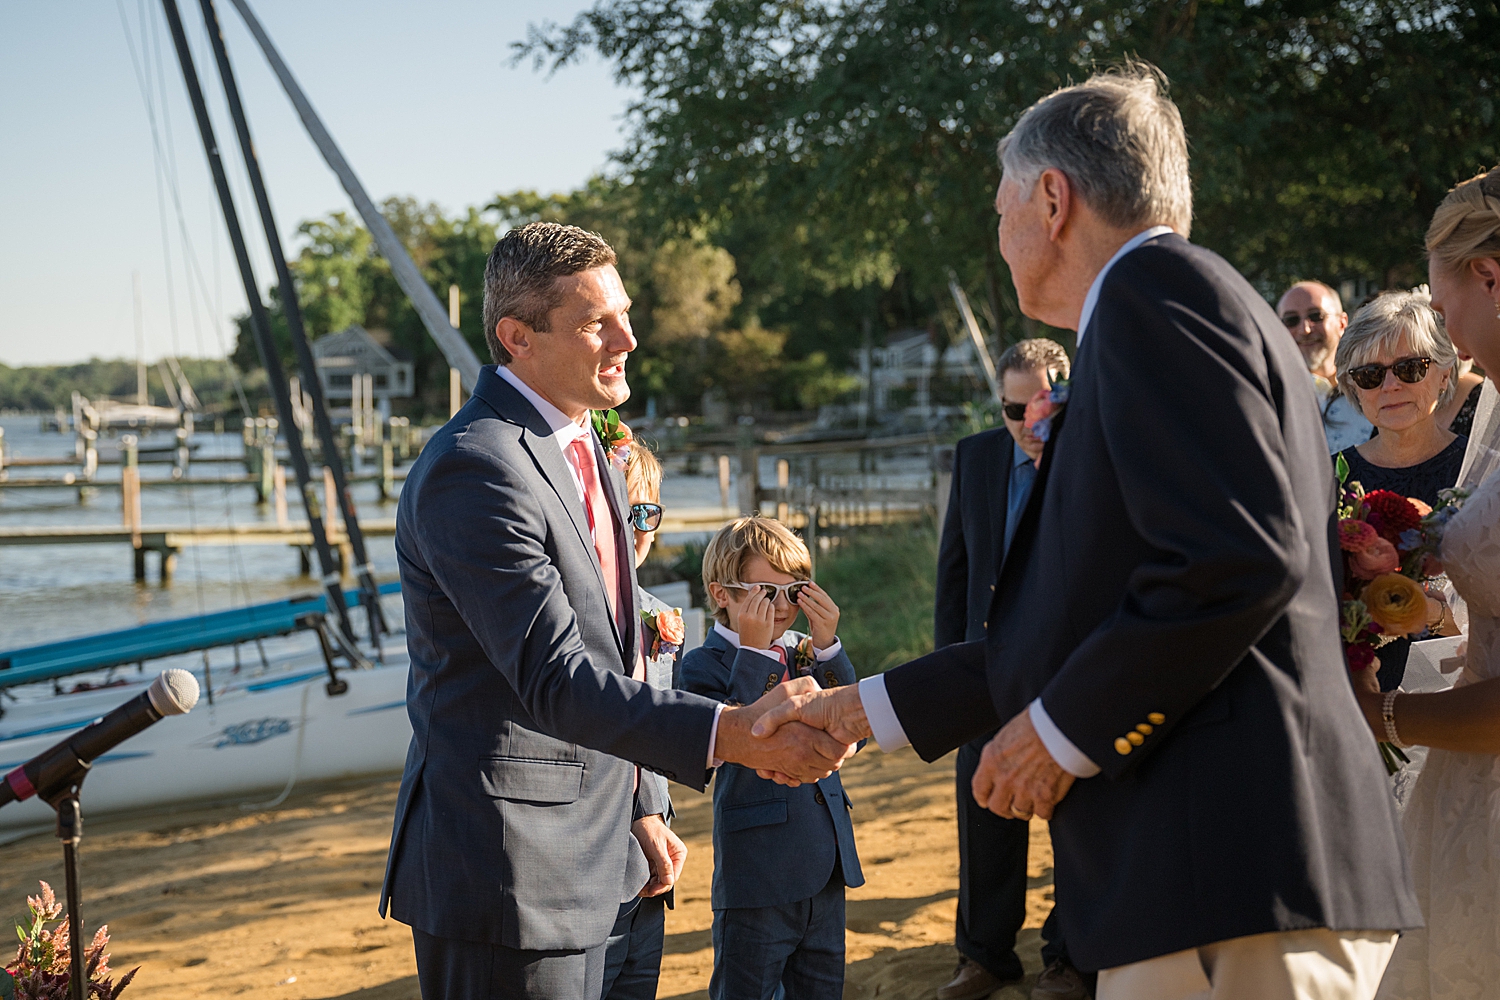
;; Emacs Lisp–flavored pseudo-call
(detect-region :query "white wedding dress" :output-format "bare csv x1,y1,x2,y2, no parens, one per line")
1379,382,1500,999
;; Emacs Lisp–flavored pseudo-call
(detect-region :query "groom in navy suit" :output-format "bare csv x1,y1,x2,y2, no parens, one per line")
753,64,1420,999
381,222,855,1000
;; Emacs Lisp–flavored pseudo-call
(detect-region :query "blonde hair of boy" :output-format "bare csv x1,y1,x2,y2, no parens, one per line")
702,516,812,626
623,438,663,504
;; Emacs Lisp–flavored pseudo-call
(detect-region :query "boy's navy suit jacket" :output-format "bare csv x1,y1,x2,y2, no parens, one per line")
681,628,864,910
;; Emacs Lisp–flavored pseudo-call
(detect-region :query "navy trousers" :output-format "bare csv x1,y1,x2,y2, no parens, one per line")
955,733,1069,980
601,897,667,1000
412,927,607,1000
710,871,845,1000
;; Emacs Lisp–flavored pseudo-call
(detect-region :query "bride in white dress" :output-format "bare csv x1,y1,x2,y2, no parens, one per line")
1359,166,1500,1000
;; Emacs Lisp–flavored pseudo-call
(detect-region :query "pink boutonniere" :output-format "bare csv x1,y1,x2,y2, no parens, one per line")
642,607,685,659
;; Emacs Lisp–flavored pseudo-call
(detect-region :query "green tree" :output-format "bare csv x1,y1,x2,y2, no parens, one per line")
523,0,1500,316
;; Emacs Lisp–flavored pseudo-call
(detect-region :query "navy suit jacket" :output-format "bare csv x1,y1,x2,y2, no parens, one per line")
680,629,864,909
879,235,1421,970
380,366,720,952
936,429,1015,648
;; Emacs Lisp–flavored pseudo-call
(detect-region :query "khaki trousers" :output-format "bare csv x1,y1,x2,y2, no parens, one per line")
1096,929,1398,1000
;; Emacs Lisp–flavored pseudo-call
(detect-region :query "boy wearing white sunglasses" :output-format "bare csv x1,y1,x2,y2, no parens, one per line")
680,515,864,1000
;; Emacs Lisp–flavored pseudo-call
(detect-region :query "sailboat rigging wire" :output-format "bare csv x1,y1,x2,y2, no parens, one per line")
159,0,360,650
115,0,252,420
196,0,386,639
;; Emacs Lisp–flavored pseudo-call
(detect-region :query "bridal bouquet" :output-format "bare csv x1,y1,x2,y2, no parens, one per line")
4,881,137,1000
1335,456,1467,770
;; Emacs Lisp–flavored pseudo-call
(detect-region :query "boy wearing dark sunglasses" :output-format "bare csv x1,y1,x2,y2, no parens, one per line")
679,516,863,1000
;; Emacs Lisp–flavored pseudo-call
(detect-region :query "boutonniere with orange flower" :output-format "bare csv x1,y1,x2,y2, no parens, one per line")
591,409,632,472
641,606,686,660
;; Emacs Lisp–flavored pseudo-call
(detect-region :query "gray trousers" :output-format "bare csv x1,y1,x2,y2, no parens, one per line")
412,927,607,1000
709,872,845,1000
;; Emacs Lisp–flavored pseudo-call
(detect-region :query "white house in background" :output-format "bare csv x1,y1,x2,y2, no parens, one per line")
868,329,987,415
311,325,415,408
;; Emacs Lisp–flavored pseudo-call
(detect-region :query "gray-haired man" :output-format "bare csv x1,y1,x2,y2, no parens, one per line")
753,63,1419,1000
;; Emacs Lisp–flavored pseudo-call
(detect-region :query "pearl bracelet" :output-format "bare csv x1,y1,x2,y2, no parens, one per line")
1382,689,1411,749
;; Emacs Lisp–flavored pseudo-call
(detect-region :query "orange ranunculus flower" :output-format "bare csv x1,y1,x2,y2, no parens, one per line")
656,609,685,646
1363,574,1429,636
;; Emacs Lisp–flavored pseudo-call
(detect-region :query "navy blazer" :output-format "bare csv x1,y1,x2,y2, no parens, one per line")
680,628,864,909
879,235,1421,970
380,367,721,952
936,429,1015,648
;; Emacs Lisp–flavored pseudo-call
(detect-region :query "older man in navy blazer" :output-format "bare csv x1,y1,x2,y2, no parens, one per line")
936,339,1088,1000
750,65,1418,1000
381,222,855,1000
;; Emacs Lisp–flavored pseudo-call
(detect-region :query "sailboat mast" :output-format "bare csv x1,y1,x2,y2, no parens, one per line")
195,0,386,641
222,0,482,392
158,0,358,647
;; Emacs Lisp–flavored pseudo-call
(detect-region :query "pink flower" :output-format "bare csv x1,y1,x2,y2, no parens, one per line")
1349,537,1401,579
1022,389,1054,433
1338,519,1378,552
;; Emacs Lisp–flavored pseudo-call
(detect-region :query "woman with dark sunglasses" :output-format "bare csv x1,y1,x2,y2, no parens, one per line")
1333,287,1468,511
1333,288,1468,693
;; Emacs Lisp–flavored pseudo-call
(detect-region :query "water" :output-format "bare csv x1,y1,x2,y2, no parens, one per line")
0,416,738,651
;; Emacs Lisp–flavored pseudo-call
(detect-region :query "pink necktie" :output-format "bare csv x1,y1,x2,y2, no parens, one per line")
569,436,645,792
567,437,622,633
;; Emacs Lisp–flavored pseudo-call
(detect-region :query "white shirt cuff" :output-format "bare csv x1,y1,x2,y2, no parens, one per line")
707,702,726,768
858,674,910,751
1029,698,1100,778
813,638,842,661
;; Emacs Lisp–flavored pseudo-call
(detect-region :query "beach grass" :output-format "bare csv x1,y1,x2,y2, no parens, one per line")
815,521,938,677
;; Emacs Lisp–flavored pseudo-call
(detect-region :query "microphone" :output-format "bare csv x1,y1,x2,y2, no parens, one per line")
0,669,200,809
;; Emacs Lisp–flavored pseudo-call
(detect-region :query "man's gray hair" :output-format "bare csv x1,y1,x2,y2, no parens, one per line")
998,61,1192,236
997,338,1071,381
1335,287,1460,409
482,221,617,365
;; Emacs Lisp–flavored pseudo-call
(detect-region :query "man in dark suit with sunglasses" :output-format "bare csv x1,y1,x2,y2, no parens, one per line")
935,339,1090,1000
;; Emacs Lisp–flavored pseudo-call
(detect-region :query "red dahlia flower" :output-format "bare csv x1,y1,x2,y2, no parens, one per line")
1362,490,1422,544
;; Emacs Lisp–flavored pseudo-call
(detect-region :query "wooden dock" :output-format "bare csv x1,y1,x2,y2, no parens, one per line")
0,508,741,584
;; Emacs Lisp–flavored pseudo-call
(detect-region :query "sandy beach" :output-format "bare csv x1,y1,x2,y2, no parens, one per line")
0,747,1054,999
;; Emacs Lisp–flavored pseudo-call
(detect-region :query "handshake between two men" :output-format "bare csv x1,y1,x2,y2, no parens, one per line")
729,676,1077,824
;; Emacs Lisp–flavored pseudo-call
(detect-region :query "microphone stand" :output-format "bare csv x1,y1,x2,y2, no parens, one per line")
43,761,92,1000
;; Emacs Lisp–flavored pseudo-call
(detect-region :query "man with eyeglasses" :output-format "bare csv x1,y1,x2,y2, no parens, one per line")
1277,280,1373,452
935,338,1090,1000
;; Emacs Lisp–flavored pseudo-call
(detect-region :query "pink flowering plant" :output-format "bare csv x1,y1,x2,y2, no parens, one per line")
4,882,137,1000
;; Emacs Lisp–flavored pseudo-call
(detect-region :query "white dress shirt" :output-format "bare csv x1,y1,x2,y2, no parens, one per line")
495,365,595,521
860,226,1176,775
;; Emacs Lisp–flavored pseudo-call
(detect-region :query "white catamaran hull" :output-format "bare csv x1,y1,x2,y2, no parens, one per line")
0,646,412,832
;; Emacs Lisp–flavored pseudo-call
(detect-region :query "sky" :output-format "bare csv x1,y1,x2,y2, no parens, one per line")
0,1,635,368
